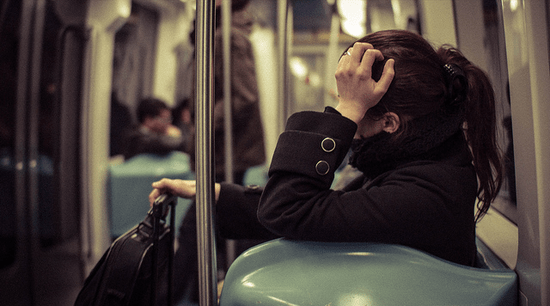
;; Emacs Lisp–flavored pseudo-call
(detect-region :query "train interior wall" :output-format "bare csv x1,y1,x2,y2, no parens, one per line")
1,0,549,305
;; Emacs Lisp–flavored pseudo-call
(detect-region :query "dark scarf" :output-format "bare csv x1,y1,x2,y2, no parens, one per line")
349,109,464,179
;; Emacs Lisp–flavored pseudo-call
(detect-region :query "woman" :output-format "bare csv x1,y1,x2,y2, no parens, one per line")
150,30,502,281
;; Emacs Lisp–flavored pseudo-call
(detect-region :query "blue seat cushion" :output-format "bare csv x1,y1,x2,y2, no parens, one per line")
219,238,517,306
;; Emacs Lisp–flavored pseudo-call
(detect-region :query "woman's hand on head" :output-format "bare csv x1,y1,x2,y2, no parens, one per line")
335,42,395,124
148,179,221,206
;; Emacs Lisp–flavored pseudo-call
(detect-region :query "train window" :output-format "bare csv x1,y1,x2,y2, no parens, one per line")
289,0,420,115
482,0,518,223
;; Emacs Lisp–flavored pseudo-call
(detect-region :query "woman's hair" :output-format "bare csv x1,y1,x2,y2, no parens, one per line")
353,30,503,221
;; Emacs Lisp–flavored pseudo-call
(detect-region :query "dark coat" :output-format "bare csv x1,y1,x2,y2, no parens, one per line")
217,109,479,266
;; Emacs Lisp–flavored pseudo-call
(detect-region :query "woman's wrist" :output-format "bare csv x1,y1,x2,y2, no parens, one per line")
335,103,365,124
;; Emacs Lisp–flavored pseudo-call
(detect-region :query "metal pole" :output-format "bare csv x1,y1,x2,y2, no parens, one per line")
195,0,218,305
221,0,238,267
277,0,290,132
324,2,341,107
222,0,233,184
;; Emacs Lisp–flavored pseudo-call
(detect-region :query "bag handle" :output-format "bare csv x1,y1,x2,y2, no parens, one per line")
152,193,178,306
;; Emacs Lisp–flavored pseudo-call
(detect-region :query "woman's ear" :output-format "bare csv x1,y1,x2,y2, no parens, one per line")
382,112,400,133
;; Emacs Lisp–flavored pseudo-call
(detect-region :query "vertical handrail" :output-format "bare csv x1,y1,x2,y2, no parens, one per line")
27,1,47,304
277,0,290,131
222,0,238,267
12,1,36,304
222,0,233,184
324,2,340,107
195,0,218,305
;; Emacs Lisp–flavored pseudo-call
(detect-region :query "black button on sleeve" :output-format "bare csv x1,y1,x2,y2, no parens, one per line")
321,137,336,152
315,160,330,175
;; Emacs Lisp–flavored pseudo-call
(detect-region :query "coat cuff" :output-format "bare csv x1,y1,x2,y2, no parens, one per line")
269,111,357,185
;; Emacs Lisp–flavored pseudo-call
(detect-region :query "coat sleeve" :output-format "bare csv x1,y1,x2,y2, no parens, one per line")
266,109,357,186
216,183,280,240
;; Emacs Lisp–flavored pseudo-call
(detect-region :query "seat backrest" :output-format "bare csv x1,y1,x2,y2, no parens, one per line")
219,238,517,306
108,152,194,237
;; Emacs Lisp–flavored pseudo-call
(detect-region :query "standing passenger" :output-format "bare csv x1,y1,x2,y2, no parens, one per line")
213,0,265,185
189,0,265,184
151,29,503,301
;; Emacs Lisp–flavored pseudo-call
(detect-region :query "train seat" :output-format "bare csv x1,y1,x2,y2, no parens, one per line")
108,151,195,237
219,238,517,306
243,164,268,186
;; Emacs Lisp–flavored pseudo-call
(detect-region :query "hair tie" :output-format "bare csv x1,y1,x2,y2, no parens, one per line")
443,63,468,106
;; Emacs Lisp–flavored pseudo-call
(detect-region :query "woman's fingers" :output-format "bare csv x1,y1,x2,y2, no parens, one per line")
359,49,384,74
149,178,173,205
338,43,375,68
348,42,374,61
149,188,163,206
337,44,384,82
374,59,395,97
148,179,197,206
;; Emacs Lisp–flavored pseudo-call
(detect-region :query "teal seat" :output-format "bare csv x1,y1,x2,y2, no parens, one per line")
108,151,195,237
243,164,268,186
219,238,517,306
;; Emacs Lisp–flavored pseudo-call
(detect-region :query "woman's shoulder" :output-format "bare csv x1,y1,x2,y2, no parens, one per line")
369,158,477,201
387,133,475,183
392,158,474,181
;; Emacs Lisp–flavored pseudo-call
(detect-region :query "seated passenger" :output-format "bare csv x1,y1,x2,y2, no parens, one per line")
149,30,503,302
124,97,186,160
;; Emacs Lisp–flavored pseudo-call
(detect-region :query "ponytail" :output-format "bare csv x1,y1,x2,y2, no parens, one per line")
438,46,503,221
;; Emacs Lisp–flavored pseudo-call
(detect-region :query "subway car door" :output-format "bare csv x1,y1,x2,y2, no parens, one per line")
0,0,88,305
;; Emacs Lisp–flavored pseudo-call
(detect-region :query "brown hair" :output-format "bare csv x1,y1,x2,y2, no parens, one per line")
353,30,503,221
137,97,169,123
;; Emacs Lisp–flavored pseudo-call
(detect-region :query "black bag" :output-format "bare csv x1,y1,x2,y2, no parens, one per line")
74,194,178,306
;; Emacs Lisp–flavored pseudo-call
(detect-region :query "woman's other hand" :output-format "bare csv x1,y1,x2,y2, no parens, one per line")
335,42,395,124
149,179,221,206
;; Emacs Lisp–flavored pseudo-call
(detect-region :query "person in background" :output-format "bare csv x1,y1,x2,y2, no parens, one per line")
172,98,194,155
124,97,185,160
